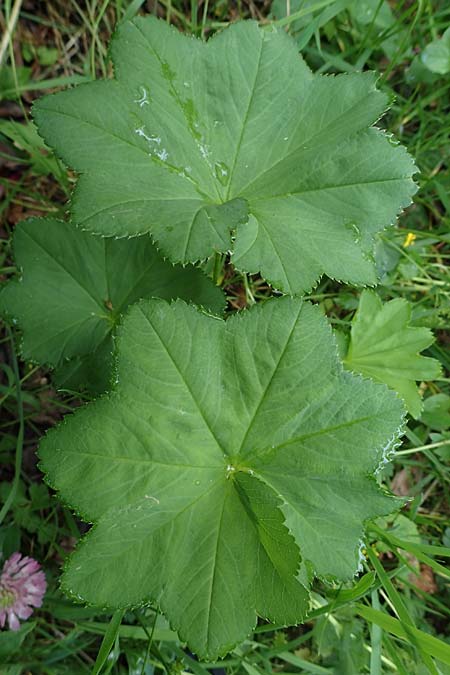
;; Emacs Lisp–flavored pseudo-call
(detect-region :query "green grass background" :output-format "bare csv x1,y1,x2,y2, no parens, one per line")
0,1,449,673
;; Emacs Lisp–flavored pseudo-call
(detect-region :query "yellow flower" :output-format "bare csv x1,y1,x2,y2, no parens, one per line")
403,232,416,247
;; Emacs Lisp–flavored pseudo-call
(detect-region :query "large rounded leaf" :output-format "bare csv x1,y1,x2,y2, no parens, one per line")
39,298,405,658
0,218,224,392
33,18,417,294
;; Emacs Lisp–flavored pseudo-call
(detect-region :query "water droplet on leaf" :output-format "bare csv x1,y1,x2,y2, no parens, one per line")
346,222,361,244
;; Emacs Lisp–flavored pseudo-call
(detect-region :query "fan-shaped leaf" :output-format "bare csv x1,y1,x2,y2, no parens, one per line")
0,218,224,392
39,297,404,658
344,290,441,418
33,18,417,294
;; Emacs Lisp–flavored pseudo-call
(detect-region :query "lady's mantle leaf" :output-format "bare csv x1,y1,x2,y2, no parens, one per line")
33,18,417,295
39,298,404,658
344,290,441,418
0,218,224,393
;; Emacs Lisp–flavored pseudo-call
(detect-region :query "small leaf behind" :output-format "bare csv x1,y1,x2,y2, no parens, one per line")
344,290,441,417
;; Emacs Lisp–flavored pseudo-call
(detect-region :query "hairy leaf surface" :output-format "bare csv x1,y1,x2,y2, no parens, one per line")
0,218,224,392
344,290,441,418
33,17,417,294
39,298,404,658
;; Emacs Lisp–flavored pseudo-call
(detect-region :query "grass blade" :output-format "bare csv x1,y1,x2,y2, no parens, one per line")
91,609,125,675
356,605,450,666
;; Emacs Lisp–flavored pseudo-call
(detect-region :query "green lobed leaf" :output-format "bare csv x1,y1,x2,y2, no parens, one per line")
39,297,404,658
0,217,224,393
343,290,441,418
33,17,417,295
